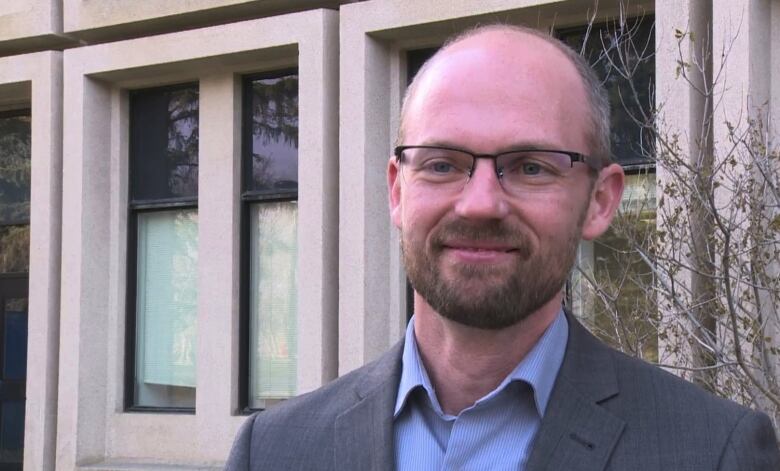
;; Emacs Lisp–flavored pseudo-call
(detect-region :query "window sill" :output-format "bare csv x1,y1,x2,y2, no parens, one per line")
80,460,222,471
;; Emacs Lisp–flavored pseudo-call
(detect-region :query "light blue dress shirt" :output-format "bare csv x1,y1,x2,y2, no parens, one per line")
393,310,568,470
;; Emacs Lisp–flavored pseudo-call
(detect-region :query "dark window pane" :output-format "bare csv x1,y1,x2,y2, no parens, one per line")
246,74,298,194
0,400,23,463
0,225,29,274
130,85,199,202
3,299,27,381
0,113,31,224
403,50,437,323
407,48,437,85
558,18,655,166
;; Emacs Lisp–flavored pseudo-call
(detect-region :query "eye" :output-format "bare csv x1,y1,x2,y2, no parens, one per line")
417,154,470,177
499,152,566,179
429,161,456,174
520,161,542,175
403,147,471,183
502,158,552,176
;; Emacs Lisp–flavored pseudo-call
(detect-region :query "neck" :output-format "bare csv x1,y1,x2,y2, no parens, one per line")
413,294,561,416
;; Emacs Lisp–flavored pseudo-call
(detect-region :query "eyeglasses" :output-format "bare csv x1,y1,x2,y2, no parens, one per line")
394,145,601,195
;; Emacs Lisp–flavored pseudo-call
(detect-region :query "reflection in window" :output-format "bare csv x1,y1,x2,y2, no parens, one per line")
0,113,31,224
557,19,658,360
129,83,199,410
0,111,31,276
130,86,199,201
0,226,29,274
558,18,655,166
242,72,299,410
246,74,299,194
589,173,658,361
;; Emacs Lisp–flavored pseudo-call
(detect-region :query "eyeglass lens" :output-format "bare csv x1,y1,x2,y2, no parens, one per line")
399,147,577,194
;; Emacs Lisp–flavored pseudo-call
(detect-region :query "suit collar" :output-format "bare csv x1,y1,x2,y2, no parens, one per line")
334,342,403,471
526,311,625,471
395,312,569,420
333,312,626,471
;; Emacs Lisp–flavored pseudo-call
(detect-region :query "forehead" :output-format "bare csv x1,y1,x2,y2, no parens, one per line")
403,30,591,152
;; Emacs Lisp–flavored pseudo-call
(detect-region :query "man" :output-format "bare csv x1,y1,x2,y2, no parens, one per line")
226,24,780,470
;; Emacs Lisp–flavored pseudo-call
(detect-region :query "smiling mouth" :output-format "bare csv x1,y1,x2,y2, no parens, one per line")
431,219,532,259
443,240,519,251
444,245,518,252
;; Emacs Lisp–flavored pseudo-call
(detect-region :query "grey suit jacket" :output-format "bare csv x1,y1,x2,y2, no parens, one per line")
225,315,780,470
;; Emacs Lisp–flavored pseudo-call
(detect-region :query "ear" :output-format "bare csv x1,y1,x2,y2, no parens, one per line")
388,156,403,228
581,163,625,241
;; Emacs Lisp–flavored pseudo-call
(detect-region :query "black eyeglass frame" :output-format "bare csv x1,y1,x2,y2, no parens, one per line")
394,145,603,177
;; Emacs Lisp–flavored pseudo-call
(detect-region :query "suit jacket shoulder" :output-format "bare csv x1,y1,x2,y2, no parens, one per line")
226,313,779,471
526,313,780,471
224,342,402,471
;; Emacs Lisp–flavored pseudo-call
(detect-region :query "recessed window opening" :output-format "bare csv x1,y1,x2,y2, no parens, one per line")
126,83,200,411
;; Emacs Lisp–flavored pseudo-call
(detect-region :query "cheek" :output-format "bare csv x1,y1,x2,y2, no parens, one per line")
401,205,433,239
515,196,586,240
399,194,449,243
400,187,436,222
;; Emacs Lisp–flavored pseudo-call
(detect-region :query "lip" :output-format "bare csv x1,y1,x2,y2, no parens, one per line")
443,239,517,251
441,241,519,263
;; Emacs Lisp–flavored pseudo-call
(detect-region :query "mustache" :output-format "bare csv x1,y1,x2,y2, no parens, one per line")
430,219,532,258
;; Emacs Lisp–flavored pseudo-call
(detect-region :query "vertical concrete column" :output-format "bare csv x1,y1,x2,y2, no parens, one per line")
711,0,776,415
26,51,63,471
771,3,780,133
339,11,394,374
712,0,770,126
297,9,340,392
654,0,712,372
195,73,242,460
0,51,65,471
57,67,112,467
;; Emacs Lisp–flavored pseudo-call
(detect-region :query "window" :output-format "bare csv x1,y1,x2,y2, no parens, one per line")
126,84,199,410
403,48,437,322
0,108,30,468
0,110,31,275
587,172,657,360
559,18,658,360
557,18,655,167
240,71,299,410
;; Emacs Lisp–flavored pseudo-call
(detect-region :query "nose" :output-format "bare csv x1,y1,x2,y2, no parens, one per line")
453,158,510,220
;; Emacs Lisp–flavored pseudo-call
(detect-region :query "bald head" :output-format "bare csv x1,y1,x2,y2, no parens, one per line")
398,24,611,167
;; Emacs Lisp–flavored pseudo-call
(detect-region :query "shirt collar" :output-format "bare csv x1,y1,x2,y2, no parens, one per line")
394,309,569,419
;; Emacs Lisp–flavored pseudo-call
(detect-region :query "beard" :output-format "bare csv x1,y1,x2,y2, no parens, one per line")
401,215,583,330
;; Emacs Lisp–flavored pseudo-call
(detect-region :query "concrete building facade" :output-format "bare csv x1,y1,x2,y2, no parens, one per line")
0,0,777,468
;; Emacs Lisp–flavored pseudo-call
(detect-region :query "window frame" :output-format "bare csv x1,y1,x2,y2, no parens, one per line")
238,69,299,413
124,82,200,414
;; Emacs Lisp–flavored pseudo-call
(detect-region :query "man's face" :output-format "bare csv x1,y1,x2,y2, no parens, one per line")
389,31,621,330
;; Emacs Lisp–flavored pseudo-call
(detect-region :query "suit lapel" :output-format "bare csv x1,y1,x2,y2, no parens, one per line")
334,342,403,471
526,313,626,471
331,314,627,471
